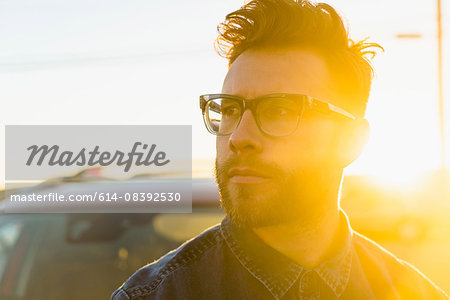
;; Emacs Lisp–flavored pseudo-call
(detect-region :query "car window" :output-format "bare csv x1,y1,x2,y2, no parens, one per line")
0,221,23,283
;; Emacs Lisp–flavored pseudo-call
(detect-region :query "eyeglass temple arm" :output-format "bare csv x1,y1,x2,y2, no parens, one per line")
329,104,356,119
307,97,356,120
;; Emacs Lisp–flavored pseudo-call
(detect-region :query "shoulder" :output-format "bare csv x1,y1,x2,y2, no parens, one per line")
111,223,223,300
352,231,448,299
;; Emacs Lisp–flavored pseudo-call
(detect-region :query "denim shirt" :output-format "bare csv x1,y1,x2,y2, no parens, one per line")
111,210,448,299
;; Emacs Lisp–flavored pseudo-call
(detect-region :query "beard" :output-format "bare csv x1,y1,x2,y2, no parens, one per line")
215,155,336,229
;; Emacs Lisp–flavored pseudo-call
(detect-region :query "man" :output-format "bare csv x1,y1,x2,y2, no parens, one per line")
112,0,448,299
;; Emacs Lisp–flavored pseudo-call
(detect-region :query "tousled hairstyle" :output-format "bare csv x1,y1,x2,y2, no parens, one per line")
215,0,383,117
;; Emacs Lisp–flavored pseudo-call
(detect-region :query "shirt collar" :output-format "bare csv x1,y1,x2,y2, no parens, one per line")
220,209,353,299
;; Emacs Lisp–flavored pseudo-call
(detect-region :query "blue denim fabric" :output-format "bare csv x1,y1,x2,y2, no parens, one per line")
111,210,448,300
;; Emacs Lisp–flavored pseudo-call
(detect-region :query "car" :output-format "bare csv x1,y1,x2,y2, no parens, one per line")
0,171,224,300
341,173,450,243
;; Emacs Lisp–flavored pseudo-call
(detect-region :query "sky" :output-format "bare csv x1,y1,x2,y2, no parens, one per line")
0,0,449,186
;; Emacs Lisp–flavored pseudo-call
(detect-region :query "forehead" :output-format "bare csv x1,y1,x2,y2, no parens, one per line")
222,49,340,104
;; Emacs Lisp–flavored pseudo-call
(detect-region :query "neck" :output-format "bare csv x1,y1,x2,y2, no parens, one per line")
252,173,342,269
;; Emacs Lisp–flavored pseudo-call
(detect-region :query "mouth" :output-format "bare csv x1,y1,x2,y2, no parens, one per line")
227,167,270,184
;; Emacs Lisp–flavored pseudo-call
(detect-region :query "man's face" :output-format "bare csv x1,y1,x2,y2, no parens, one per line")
215,48,346,228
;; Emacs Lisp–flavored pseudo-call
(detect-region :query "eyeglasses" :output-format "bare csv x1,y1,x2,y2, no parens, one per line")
200,93,356,137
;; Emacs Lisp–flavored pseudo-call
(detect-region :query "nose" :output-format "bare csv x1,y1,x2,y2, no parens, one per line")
229,109,264,153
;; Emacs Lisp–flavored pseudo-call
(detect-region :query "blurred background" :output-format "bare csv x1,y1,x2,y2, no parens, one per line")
0,0,449,295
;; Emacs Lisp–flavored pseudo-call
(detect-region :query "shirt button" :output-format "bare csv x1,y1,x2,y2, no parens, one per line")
298,269,321,299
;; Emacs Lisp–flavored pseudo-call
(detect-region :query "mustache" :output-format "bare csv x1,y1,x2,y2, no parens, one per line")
215,155,285,179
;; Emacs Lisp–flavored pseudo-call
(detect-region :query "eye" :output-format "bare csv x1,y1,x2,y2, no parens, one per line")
269,106,288,116
222,104,240,117
261,104,297,119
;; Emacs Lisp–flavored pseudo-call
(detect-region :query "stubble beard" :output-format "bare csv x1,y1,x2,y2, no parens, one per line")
215,156,324,229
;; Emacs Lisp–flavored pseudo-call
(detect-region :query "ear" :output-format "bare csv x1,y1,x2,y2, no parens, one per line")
335,118,370,167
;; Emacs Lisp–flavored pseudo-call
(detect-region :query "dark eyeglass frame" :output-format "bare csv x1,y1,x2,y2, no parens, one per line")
200,93,356,137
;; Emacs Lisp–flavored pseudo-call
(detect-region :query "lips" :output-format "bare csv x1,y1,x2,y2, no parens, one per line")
227,167,270,184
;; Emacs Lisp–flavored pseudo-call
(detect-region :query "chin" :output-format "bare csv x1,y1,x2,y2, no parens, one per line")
220,185,296,229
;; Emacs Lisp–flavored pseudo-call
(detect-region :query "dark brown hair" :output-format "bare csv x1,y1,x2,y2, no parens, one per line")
215,0,383,117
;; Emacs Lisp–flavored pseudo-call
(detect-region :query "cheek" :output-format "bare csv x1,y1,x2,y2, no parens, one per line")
216,136,229,160
280,121,337,164
270,139,306,168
